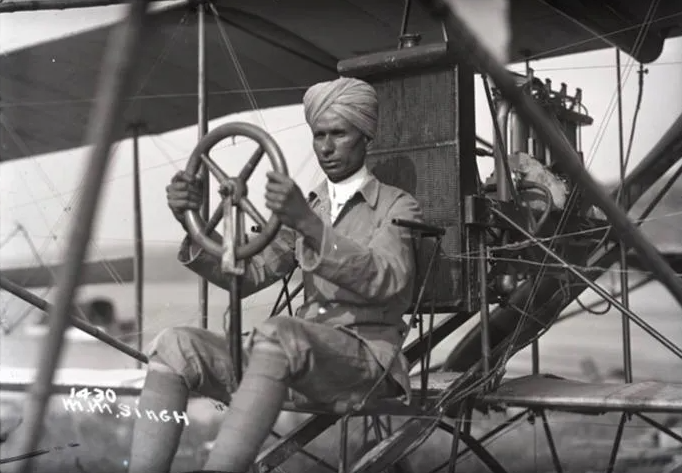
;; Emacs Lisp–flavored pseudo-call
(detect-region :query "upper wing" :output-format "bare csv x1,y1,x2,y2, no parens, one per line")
1,0,680,161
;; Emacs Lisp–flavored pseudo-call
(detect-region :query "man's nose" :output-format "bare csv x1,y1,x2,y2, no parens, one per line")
320,137,334,154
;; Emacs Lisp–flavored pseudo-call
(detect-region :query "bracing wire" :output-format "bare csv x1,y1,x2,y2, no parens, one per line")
450,0,671,394
208,1,267,129
0,6,681,472
0,8,195,296
624,64,649,172
492,0,664,361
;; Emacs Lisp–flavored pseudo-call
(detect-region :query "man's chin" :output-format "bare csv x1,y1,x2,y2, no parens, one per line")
325,169,349,182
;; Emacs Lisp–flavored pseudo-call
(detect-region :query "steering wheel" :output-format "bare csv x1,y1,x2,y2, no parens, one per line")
184,122,288,273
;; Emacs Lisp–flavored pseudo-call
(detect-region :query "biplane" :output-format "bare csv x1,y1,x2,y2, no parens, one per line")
1,0,682,472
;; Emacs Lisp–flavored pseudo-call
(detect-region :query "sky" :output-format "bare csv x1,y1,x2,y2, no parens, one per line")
1,4,681,266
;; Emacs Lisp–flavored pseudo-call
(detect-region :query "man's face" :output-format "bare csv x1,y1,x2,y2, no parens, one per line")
311,109,368,183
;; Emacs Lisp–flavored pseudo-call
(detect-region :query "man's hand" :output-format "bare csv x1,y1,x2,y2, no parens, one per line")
265,171,315,230
166,170,203,227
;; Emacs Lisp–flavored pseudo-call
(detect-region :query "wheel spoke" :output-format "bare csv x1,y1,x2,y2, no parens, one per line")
206,204,224,234
239,198,267,228
238,145,264,182
200,153,231,186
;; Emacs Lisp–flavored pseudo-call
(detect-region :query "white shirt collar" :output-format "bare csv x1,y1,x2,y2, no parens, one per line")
327,165,369,206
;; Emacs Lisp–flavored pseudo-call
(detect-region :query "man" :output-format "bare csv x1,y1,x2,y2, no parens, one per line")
128,77,423,473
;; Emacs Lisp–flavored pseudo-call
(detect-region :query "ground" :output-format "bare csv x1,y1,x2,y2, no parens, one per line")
1,393,680,473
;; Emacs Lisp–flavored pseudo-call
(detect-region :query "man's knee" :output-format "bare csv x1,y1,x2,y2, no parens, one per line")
147,326,203,388
248,316,307,379
148,360,175,374
248,335,291,381
251,336,283,354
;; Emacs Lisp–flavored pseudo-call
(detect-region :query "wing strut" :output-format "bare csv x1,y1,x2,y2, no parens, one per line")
9,3,153,472
129,122,146,368
198,1,210,330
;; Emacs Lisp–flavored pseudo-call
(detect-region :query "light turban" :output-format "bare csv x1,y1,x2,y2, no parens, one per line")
303,78,378,139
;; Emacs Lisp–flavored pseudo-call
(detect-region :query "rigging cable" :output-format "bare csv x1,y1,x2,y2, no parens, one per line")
515,0,660,325
624,63,649,172
0,9,193,306
590,61,649,255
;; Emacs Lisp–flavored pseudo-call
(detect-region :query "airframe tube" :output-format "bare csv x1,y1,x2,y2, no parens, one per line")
494,100,511,201
0,0,166,12
0,276,148,364
11,3,152,471
198,1,209,329
425,1,682,311
131,123,145,368
615,49,633,384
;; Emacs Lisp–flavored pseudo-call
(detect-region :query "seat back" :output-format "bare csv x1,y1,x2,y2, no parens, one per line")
338,42,480,313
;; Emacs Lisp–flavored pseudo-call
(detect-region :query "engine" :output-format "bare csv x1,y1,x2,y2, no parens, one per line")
481,69,607,299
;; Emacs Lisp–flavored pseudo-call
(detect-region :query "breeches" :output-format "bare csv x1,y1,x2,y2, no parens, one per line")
146,315,399,405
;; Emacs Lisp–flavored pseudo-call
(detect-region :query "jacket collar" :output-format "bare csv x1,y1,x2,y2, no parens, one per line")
308,171,380,209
